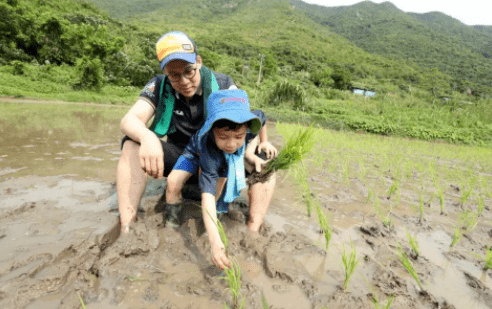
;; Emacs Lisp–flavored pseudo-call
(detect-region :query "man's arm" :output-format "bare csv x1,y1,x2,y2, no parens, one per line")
120,97,164,179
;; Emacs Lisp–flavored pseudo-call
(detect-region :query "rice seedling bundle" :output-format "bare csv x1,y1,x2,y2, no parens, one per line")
247,125,316,184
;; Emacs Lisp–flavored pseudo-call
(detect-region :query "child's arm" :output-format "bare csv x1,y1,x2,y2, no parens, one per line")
201,192,231,270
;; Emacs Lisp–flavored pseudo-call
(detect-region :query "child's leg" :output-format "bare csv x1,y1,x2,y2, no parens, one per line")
248,172,276,232
166,169,193,204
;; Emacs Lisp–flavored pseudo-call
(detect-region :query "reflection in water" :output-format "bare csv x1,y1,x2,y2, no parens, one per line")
0,103,127,181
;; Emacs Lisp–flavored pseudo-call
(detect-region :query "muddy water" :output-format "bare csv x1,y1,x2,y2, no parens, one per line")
1,101,492,309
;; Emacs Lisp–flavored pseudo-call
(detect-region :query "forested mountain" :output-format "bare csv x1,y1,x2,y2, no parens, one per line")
2,0,491,146
288,0,492,95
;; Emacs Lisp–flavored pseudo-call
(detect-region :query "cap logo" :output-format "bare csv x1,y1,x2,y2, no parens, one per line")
219,97,246,104
156,34,195,62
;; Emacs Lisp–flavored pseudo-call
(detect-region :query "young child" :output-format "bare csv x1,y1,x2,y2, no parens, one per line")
165,89,277,269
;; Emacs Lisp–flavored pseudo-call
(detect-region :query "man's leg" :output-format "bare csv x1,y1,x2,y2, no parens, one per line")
247,172,276,232
117,140,148,233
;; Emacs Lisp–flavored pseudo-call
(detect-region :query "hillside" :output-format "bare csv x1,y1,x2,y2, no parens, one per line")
288,0,492,96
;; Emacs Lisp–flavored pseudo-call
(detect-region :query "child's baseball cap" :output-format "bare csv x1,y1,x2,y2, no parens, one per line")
156,31,197,71
199,89,262,137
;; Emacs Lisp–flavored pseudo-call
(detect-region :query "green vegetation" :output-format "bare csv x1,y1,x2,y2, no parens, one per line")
314,194,332,251
264,125,316,174
78,294,87,309
395,243,423,290
406,229,420,257
2,0,492,147
291,0,492,96
341,241,361,291
222,260,245,309
450,225,462,249
472,246,492,271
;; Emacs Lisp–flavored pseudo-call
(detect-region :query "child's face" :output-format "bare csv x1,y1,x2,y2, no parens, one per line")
212,124,248,154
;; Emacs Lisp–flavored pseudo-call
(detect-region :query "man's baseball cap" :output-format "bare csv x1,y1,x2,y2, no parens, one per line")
156,31,197,71
199,90,262,138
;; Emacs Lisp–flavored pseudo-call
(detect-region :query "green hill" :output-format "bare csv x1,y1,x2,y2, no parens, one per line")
2,0,491,146
288,0,492,96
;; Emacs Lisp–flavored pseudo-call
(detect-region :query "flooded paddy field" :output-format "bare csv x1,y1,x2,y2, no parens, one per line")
0,100,491,309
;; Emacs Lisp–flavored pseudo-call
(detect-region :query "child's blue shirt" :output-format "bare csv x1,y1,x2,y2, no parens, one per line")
180,110,266,197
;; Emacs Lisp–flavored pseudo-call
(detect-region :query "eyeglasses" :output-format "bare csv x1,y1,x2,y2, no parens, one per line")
166,66,198,82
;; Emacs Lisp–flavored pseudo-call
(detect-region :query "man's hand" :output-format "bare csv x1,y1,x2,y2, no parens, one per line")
256,141,278,159
139,133,164,179
211,243,231,270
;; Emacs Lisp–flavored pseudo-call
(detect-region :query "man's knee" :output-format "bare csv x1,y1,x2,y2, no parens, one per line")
120,139,140,161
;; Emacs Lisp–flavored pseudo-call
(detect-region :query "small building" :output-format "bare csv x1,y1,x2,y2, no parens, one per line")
350,86,376,97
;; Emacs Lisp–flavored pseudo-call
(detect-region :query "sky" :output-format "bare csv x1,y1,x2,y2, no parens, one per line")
301,0,492,26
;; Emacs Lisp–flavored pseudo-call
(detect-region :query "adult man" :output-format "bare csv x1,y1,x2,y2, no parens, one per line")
117,31,276,245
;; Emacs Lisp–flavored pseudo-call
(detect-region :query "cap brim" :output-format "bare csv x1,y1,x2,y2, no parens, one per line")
160,53,196,70
199,109,261,138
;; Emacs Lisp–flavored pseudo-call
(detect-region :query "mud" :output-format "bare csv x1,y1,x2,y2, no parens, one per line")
1,100,492,309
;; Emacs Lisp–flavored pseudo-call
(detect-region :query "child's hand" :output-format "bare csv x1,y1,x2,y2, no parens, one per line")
252,156,266,173
257,141,278,159
211,243,231,270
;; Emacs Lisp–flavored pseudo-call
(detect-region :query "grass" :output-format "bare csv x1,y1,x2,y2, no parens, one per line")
395,243,423,290
341,241,361,291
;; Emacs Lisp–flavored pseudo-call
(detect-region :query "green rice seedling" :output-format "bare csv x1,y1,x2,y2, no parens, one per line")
261,293,269,309
450,225,462,249
314,195,332,251
472,246,492,271
418,192,424,223
341,241,361,291
477,195,485,217
342,158,350,187
434,180,445,214
460,175,476,208
387,179,399,197
358,159,368,184
380,206,393,227
366,188,374,204
406,229,420,257
459,210,478,232
223,259,246,309
293,164,313,217
206,211,245,309
395,243,423,290
363,276,395,309
370,293,395,309
78,294,87,309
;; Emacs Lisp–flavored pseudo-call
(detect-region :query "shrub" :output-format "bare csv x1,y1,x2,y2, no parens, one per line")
11,60,24,75
267,80,306,110
73,57,104,91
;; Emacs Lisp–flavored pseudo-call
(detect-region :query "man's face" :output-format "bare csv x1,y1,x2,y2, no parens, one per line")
212,124,248,154
164,55,202,99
